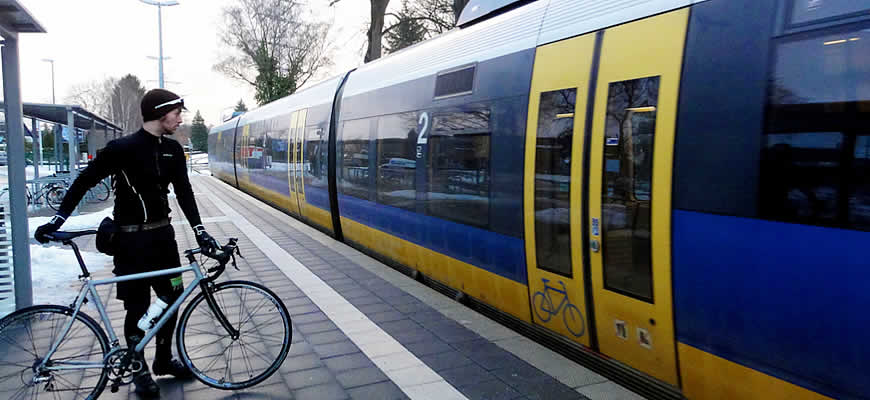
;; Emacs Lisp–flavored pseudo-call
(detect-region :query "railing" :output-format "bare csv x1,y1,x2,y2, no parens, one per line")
0,199,14,318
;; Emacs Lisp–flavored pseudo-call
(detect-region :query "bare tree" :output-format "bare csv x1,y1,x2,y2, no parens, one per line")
330,0,390,62
215,0,333,105
111,74,146,133
65,77,116,117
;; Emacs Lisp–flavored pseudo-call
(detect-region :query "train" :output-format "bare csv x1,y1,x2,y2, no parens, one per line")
208,0,870,398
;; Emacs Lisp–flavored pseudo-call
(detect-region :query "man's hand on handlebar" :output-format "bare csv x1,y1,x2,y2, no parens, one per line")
35,215,66,244
193,224,219,252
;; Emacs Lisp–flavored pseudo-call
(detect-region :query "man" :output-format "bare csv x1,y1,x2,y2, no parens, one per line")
35,89,218,398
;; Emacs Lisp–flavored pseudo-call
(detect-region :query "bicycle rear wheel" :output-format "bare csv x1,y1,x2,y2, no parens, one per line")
177,280,291,390
0,305,110,400
86,181,110,203
46,186,67,211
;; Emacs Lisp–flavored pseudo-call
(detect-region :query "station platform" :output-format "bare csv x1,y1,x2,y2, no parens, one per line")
49,175,645,400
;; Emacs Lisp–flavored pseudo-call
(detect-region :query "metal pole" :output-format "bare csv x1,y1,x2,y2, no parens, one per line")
31,118,39,181
157,4,164,88
50,61,55,104
67,109,79,216
2,35,33,310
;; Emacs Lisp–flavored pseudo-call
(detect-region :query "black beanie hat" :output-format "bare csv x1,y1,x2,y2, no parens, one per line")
141,88,187,122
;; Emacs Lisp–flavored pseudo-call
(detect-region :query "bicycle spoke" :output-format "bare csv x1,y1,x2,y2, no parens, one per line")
236,297,271,330
0,330,38,359
238,338,275,368
186,336,228,357
237,338,255,379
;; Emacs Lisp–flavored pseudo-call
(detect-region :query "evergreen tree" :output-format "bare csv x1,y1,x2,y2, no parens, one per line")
385,1,427,53
190,111,209,152
235,99,248,112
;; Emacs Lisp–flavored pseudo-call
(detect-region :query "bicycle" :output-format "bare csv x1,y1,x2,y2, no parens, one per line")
0,231,292,399
532,278,586,337
26,180,68,211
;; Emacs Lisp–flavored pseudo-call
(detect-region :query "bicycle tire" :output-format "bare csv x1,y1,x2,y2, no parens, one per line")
0,305,111,400
532,292,553,323
563,303,586,337
177,280,292,390
86,181,110,203
46,187,66,211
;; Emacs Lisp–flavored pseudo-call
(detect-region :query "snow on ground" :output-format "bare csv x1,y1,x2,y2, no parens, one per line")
29,244,110,306
29,209,114,306
0,165,58,187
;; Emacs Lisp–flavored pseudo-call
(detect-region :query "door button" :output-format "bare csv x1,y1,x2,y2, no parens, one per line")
590,239,600,253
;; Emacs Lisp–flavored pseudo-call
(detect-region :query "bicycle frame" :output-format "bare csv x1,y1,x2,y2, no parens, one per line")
37,243,236,373
542,280,569,314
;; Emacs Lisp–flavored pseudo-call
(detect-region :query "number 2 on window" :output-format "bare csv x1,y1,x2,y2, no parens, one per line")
416,112,429,158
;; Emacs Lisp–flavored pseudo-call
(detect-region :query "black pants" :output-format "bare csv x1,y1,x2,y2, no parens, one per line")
113,225,183,365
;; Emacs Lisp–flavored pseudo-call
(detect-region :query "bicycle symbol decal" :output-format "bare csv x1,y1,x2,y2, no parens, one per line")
532,278,586,337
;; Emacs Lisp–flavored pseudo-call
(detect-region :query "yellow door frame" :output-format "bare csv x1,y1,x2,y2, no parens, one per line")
523,33,597,346
587,9,688,386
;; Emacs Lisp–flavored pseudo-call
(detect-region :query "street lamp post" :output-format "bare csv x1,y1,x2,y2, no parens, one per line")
139,0,179,89
40,58,54,104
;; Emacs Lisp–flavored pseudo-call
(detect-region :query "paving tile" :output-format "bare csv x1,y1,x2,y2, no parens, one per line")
335,367,390,389
313,340,360,358
283,367,335,390
287,341,314,357
367,310,406,324
234,382,295,399
304,330,348,345
323,353,374,372
346,381,409,400
459,379,524,400
293,383,349,400
377,319,422,335
296,321,339,335
439,363,498,388
420,351,475,371
356,302,395,314
575,382,644,400
472,353,529,371
292,312,330,325
403,338,454,357
281,353,323,373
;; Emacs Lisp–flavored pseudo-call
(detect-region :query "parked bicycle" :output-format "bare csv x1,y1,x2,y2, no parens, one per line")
0,232,292,399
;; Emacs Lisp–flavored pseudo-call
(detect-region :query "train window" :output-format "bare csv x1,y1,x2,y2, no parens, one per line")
790,0,870,25
304,125,327,190
601,76,659,302
534,89,577,277
426,110,491,229
376,113,417,211
339,118,372,200
434,65,476,99
761,23,870,231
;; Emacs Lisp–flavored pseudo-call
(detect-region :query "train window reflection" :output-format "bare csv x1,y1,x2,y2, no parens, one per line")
601,76,659,303
376,113,417,210
761,23,870,231
427,110,491,229
339,118,372,200
534,89,577,277
304,126,327,190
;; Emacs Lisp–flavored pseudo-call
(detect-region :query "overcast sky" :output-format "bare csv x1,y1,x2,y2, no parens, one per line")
14,0,371,128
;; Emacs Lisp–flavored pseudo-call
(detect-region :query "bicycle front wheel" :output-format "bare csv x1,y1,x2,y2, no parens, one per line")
177,280,292,390
0,305,110,400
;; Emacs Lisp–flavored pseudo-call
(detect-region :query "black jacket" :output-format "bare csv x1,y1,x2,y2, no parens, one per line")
58,128,202,228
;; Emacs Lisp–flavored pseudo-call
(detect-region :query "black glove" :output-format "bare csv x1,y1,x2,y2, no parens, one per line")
35,215,66,244
193,225,219,252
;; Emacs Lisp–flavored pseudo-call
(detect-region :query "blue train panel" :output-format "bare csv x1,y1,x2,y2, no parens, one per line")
338,193,527,284
673,210,870,399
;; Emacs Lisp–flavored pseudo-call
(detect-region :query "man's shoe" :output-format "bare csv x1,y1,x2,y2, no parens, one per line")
152,358,194,379
133,372,160,398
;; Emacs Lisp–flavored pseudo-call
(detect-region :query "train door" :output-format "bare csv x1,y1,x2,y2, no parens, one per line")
293,109,308,218
586,9,687,385
523,33,596,346
287,112,301,215
238,124,251,189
